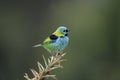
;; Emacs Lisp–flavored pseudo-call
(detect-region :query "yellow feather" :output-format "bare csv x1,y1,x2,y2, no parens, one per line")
44,29,64,43
44,37,51,43
53,29,64,36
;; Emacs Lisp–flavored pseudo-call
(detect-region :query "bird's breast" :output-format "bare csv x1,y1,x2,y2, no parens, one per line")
58,36,69,50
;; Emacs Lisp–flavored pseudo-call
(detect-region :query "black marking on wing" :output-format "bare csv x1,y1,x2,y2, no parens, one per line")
60,36,64,38
50,34,58,40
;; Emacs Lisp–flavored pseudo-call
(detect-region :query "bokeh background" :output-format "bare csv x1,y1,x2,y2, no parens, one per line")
0,0,120,80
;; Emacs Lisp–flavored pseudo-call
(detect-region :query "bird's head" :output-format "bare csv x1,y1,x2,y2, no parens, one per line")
53,26,69,36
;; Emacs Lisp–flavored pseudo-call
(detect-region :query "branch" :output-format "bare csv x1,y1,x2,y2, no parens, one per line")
24,53,66,80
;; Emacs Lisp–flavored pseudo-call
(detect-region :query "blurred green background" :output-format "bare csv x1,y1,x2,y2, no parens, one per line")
0,0,120,80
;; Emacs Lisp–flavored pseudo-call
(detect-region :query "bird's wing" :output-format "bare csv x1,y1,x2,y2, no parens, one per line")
43,34,58,44
33,37,51,48
43,37,51,43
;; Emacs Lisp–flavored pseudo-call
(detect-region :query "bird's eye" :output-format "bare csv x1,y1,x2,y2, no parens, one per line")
63,30,66,32
66,30,68,32
63,29,68,32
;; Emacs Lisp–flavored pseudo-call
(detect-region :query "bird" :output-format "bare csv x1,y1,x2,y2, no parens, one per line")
33,26,69,56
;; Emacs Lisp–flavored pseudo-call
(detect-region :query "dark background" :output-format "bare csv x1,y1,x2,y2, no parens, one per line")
0,0,120,80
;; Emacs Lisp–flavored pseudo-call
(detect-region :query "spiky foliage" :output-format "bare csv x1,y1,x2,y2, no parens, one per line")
24,53,66,80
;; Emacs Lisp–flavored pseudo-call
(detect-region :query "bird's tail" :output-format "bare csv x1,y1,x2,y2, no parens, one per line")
32,44,42,47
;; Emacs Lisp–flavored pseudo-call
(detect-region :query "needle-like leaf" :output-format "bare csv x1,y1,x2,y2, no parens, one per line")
37,62,44,70
42,55,47,67
31,69,38,76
